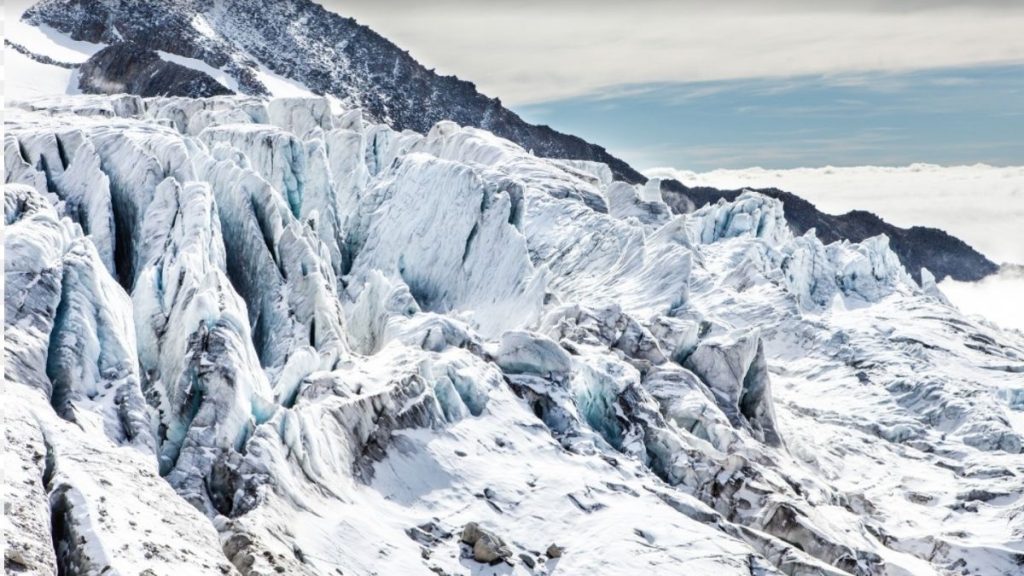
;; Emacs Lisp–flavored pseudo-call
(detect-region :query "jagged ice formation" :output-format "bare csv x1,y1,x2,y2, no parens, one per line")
4,95,1024,576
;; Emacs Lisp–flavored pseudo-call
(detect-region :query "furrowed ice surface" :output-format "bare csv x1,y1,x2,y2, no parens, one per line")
4,184,238,575
4,96,1024,576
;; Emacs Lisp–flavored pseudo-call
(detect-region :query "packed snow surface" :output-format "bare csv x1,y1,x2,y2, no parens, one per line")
5,95,1024,576
5,15,105,63
156,51,242,93
4,49,81,100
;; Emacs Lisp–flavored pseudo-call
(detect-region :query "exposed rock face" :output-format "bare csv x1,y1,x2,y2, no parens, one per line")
78,42,234,97
662,179,999,282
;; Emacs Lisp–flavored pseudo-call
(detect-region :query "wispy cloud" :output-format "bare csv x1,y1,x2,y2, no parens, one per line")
634,129,907,170
516,64,1024,170
328,1,1024,105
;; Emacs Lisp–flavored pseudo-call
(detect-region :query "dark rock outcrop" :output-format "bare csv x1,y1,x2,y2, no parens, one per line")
78,42,233,98
661,179,999,282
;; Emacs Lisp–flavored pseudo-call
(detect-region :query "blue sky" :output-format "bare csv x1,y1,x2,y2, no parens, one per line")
516,64,1024,171
333,1,1024,171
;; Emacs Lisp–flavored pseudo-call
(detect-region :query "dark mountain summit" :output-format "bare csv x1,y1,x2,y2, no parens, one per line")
79,43,234,98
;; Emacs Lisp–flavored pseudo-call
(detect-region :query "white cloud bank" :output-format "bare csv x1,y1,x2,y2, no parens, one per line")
328,1,1024,104
941,268,1024,333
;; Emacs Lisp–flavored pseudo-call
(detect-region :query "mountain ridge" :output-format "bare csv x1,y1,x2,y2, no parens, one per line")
23,0,648,183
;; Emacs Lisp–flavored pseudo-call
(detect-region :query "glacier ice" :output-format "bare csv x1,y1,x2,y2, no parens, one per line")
132,176,276,514
4,183,238,575
347,152,546,336
48,233,154,450
689,191,790,246
5,95,1024,576
683,328,782,447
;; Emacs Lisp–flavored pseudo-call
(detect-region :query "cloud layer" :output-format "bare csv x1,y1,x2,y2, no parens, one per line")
328,0,1024,104
517,65,1024,171
941,267,1024,333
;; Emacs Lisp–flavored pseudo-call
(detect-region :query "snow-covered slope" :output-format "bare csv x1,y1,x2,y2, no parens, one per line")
5,95,1024,576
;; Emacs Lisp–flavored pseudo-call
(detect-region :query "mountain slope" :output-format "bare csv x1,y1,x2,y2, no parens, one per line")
22,0,646,183
15,0,1001,285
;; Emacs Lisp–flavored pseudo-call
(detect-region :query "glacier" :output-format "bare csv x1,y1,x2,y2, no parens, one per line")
4,95,1024,576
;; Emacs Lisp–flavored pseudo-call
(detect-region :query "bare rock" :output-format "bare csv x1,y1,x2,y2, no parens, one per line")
461,522,513,564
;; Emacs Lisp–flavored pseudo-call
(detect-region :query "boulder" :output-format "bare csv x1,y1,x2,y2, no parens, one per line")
461,522,513,564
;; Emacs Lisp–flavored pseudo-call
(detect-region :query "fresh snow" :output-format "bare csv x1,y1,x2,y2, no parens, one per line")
4,17,105,62
4,49,80,101
157,51,241,93
252,63,318,98
5,95,1024,576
